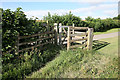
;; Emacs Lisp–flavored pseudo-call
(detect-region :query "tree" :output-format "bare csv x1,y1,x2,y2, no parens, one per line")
85,16,94,21
113,14,120,20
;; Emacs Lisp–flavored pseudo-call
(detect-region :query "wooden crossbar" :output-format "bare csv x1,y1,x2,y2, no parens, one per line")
18,36,54,46
70,33,87,37
69,26,88,30
18,41,53,53
19,31,54,39
70,43,87,49
70,38,87,43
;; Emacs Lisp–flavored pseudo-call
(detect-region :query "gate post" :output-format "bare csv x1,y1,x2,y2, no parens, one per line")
59,23,62,45
54,23,58,45
54,23,58,33
72,23,75,34
87,28,93,50
67,26,70,51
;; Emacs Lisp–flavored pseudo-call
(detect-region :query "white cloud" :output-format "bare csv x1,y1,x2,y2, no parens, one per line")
97,4,118,10
25,9,70,19
103,10,118,16
25,3,118,19
1,0,119,2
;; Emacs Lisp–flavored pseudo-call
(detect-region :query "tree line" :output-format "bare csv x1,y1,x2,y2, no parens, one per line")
43,11,120,32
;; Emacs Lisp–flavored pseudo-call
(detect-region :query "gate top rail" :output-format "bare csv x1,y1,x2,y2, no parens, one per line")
59,26,88,30
69,26,88,30
59,26,69,28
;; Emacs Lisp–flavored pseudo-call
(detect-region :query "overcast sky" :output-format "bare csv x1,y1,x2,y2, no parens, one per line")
1,0,119,20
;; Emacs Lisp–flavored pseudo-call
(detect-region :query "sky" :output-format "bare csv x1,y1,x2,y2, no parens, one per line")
1,0,119,20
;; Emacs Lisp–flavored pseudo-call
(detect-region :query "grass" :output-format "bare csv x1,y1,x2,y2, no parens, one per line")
94,28,119,35
26,36,118,78
98,36,118,58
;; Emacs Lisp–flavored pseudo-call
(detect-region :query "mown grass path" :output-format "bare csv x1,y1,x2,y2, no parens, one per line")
94,32,118,40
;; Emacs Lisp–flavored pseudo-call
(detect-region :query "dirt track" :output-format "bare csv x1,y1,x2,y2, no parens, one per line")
93,32,119,40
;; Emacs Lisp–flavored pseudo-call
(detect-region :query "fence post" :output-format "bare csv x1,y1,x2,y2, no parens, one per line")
71,23,75,41
54,23,58,33
54,23,58,45
72,23,75,34
67,26,70,51
59,23,62,45
87,28,93,50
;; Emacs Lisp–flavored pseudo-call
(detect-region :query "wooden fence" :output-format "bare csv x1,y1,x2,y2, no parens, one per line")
67,26,93,51
54,23,94,51
16,30,57,54
3,23,93,55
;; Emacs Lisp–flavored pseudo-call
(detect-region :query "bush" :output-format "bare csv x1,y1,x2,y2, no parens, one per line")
2,8,60,79
94,22,101,32
2,44,61,79
44,12,120,32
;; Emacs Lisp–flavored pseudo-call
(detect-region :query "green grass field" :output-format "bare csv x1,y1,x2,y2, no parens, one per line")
27,36,118,78
94,28,119,35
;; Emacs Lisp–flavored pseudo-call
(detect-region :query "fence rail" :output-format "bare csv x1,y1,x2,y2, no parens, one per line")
70,33,88,37
69,26,89,30
19,31,54,39
70,38,87,42
16,30,56,53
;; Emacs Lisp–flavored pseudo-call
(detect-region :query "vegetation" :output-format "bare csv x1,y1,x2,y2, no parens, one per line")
27,36,118,78
2,44,61,79
94,28,119,35
2,7,50,53
2,8,57,79
44,12,120,32
2,7,119,79
113,14,120,20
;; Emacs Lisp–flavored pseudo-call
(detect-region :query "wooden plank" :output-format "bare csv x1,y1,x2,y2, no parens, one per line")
54,30,57,45
72,24,75,34
70,43,87,49
75,39,87,44
59,23,62,45
70,33,88,37
70,26,88,30
61,35,67,44
54,23,58,33
19,31,54,39
18,36,54,46
67,26,70,51
87,28,93,50
74,36,87,39
63,28,67,33
18,41,52,52
70,38,87,42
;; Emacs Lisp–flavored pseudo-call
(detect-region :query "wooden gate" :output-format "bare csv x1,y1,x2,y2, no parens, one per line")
54,23,72,45
67,26,93,51
54,23,94,51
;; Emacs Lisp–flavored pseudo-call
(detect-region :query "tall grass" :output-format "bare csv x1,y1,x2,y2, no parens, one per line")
27,37,118,78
